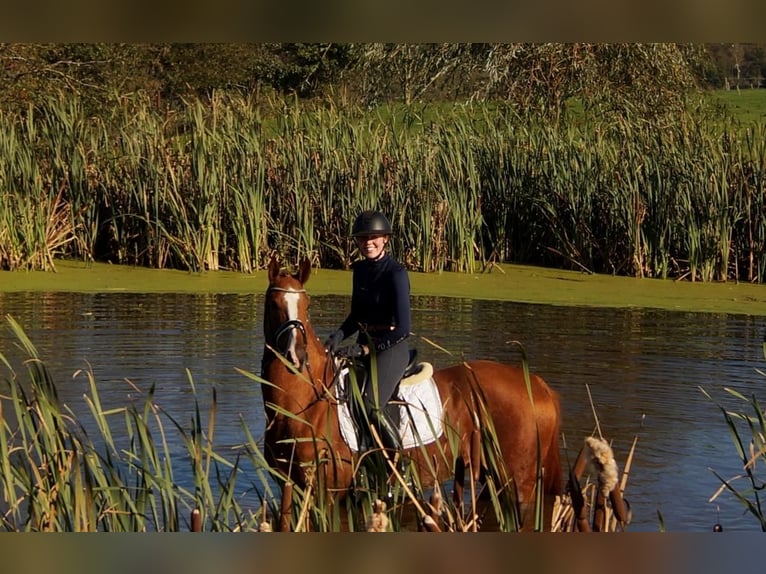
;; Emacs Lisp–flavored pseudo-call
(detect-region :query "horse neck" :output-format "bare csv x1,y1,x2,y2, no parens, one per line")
262,319,329,405
300,320,330,387
301,320,326,373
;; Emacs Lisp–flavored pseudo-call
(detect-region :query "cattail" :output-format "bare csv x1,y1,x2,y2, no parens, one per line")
191,508,202,532
585,436,619,499
259,521,273,532
367,499,389,532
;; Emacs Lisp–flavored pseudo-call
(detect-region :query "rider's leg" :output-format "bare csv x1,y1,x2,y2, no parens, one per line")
364,342,409,450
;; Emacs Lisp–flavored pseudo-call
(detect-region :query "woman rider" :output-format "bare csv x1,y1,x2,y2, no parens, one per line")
324,210,412,452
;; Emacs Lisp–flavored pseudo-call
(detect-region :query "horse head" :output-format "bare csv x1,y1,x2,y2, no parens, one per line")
264,256,314,370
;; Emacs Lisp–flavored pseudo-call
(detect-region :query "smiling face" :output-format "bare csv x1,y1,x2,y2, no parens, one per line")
355,234,389,260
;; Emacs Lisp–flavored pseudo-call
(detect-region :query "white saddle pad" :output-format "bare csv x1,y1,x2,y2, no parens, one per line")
336,363,444,452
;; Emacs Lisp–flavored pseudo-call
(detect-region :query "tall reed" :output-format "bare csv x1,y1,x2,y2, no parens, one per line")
3,92,766,281
1,314,579,531
0,314,271,531
703,343,766,532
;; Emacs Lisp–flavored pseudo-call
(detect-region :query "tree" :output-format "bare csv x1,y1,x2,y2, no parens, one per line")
0,44,159,113
0,43,359,114
476,43,705,122
352,43,480,105
349,43,707,123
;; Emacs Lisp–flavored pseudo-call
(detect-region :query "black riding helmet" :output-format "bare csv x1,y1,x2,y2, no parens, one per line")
351,210,392,237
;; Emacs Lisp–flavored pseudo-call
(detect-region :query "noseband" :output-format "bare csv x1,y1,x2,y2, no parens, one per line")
272,318,307,347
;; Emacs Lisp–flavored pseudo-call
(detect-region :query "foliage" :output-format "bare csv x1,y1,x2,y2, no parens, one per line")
2,44,766,281
2,43,754,114
0,314,572,532
350,44,709,123
703,43,766,89
0,43,357,115
4,89,766,281
476,44,704,123
353,43,481,105
703,348,766,531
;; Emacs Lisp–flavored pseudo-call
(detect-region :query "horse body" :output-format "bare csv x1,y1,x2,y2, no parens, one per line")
261,257,562,516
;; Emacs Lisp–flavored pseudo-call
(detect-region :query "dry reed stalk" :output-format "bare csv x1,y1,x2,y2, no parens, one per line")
553,434,634,532
259,503,272,532
427,489,444,530
592,488,607,532
566,445,592,532
259,521,273,532
294,468,316,533
422,515,442,532
550,495,573,532
584,437,619,532
608,433,639,530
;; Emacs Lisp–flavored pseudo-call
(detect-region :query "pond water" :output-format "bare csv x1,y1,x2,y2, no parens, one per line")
0,290,764,532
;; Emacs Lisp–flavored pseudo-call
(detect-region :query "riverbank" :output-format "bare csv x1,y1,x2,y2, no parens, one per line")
3,259,766,317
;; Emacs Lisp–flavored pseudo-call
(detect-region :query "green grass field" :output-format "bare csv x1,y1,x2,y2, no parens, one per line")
708,88,766,123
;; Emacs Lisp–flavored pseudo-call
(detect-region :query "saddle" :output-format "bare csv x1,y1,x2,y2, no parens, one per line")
348,349,425,388
336,349,443,453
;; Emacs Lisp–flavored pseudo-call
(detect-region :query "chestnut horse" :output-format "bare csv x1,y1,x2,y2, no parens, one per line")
260,257,562,529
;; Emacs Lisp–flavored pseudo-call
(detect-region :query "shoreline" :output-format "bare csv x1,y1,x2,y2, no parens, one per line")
2,259,766,317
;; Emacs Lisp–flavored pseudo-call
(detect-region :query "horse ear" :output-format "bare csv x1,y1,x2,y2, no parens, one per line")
268,256,281,283
296,257,312,285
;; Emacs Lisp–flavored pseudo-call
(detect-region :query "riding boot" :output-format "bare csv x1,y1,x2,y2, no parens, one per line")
373,407,402,452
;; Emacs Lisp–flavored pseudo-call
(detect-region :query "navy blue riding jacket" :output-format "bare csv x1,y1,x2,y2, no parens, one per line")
338,253,411,352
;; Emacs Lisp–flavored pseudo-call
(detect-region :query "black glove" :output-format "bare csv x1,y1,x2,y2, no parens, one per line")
324,329,345,352
340,344,366,358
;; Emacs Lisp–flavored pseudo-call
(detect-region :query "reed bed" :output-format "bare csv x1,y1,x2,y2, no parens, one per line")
2,92,765,281
0,314,272,531
703,341,766,532
1,313,627,532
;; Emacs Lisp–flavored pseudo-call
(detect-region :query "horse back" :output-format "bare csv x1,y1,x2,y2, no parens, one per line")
433,359,562,496
435,359,559,416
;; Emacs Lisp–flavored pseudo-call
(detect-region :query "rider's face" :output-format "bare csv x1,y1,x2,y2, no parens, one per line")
355,234,388,260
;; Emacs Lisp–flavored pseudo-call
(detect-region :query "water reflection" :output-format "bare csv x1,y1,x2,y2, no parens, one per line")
0,291,764,531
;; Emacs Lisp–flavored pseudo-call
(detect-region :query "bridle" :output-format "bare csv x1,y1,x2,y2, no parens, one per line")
265,285,322,388
265,285,309,354
265,284,345,405
272,318,307,348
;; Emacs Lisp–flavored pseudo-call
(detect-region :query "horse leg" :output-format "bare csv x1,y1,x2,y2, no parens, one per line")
452,456,465,514
453,428,482,516
278,480,293,532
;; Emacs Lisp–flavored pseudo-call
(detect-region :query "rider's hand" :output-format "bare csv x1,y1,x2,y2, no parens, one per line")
344,344,368,358
324,329,345,352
